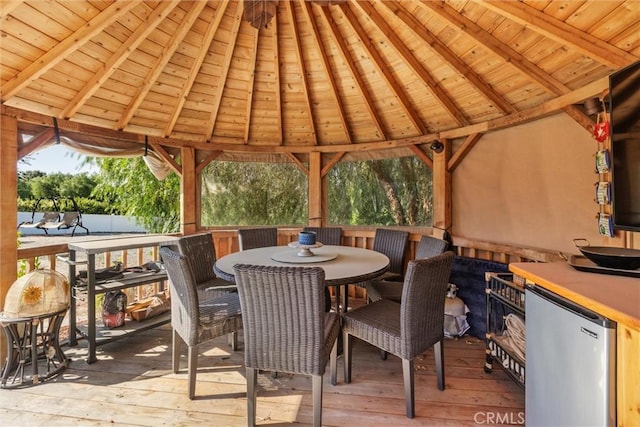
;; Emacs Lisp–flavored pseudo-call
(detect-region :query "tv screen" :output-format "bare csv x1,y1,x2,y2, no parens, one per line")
609,61,640,232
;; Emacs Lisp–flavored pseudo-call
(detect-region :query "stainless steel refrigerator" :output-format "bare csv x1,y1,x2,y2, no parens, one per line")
525,285,616,426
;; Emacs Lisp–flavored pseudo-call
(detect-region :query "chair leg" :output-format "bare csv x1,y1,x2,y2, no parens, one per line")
343,331,352,383
187,345,198,400
312,374,323,427
330,336,338,386
434,339,445,391
402,358,415,418
247,367,258,427
172,329,181,374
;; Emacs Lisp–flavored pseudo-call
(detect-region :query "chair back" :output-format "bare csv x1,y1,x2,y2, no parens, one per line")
177,233,218,284
160,247,200,346
415,235,449,259
303,227,342,245
238,227,277,251
373,228,409,276
233,264,329,376
400,252,454,357
60,211,79,225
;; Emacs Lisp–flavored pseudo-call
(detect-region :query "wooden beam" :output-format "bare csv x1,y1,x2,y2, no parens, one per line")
165,2,229,137
408,144,433,170
320,7,387,140
60,1,180,119
308,151,322,226
1,2,138,101
563,105,596,133
17,128,55,159
180,146,197,235
448,133,482,172
272,15,284,145
117,2,208,130
432,138,451,231
0,0,24,23
386,1,516,115
301,1,352,143
0,114,18,361
149,142,181,176
286,153,309,175
321,152,345,177
283,1,318,143
195,150,223,176
339,2,426,135
479,0,638,69
244,29,260,143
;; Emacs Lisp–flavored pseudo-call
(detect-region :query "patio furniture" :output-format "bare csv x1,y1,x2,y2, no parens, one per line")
238,227,278,251
160,247,243,400
175,233,236,300
233,264,340,427
39,211,89,236
18,211,60,230
370,228,409,282
366,235,450,303
303,227,343,310
342,252,455,418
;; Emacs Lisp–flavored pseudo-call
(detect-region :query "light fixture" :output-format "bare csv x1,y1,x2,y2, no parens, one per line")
243,0,278,29
430,140,444,153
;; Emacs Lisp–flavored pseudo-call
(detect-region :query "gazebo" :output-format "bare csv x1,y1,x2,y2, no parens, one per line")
0,1,639,424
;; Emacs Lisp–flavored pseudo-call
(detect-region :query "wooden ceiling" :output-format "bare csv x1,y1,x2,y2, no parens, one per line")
1,1,639,161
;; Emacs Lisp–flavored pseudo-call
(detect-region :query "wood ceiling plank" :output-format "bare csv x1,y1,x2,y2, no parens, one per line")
479,0,637,68
244,29,260,143
60,1,180,119
1,2,138,101
338,2,426,135
165,1,229,138
117,1,208,131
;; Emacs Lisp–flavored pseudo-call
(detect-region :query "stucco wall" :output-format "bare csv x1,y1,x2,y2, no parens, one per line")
452,113,613,255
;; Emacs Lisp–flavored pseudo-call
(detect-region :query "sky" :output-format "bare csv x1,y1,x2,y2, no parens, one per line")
18,145,98,175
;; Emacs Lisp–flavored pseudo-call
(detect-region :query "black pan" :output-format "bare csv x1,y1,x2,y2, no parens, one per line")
573,239,640,270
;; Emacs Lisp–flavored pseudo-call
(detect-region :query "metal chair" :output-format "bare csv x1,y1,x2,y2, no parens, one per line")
238,227,278,251
342,252,455,418
366,235,449,303
233,264,340,427
160,247,243,400
176,233,236,299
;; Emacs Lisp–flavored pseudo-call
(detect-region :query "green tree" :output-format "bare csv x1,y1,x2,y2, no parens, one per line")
92,157,181,233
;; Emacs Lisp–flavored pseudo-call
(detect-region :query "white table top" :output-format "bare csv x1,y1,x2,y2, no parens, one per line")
67,234,180,254
215,245,389,286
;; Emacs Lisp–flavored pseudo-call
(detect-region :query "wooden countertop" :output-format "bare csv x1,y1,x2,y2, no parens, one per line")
510,261,640,330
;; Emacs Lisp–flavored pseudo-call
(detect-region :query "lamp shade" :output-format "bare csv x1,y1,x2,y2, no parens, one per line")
2,269,70,319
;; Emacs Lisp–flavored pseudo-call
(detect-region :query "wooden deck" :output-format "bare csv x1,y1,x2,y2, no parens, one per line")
0,324,524,426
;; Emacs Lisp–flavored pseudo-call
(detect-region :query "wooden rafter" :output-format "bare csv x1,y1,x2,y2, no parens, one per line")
357,1,468,128
479,0,638,69
205,1,244,140
164,1,230,137
244,29,260,143
319,6,387,140
338,2,426,135
0,0,24,23
321,152,345,177
149,142,181,176
117,2,208,130
59,1,180,120
386,1,516,115
1,2,137,101
286,153,309,175
283,1,317,143
301,0,352,143
195,150,223,175
272,16,284,145
408,144,433,170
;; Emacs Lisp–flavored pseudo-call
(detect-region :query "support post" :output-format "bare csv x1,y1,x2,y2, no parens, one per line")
180,146,197,235
432,139,452,231
308,151,323,227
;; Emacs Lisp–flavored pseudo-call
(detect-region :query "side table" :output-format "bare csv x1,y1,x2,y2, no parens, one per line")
0,308,68,388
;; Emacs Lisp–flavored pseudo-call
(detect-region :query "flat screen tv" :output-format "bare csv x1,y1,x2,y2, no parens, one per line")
609,60,640,232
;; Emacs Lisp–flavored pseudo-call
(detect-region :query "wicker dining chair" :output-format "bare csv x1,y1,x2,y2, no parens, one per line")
233,264,340,427
366,235,450,303
342,252,455,418
238,227,278,251
371,228,409,282
303,227,343,311
160,247,243,400
176,233,236,299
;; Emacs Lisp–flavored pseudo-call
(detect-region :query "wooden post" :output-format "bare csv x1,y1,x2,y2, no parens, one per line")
180,146,197,235
308,151,323,227
432,139,452,231
0,115,18,360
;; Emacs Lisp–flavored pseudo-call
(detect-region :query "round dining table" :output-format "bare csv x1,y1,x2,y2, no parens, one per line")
214,244,389,314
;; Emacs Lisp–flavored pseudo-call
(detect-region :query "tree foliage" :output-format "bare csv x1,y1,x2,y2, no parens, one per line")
92,157,181,233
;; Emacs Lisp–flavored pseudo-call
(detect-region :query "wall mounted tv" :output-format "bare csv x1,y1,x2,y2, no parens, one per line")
609,60,640,232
